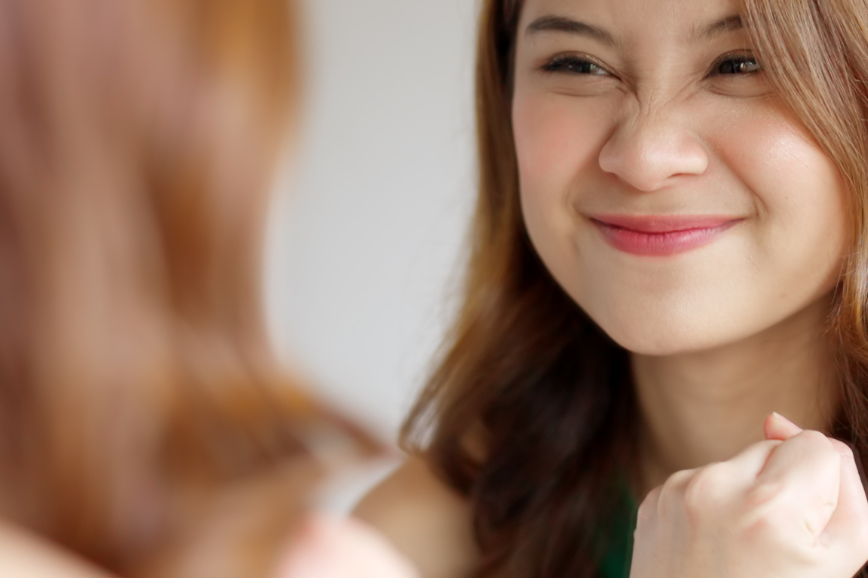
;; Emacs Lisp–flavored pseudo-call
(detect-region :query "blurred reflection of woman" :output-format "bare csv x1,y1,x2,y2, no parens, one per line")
0,0,415,577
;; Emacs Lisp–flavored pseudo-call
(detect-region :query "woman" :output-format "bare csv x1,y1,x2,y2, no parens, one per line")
357,0,868,576
0,0,418,576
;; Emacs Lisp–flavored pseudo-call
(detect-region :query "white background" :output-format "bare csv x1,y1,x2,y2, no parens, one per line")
265,0,481,446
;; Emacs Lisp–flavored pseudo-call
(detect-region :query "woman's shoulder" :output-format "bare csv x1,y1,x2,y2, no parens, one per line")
353,456,479,578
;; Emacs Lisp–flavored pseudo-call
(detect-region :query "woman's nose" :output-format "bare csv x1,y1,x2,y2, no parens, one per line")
597,111,710,192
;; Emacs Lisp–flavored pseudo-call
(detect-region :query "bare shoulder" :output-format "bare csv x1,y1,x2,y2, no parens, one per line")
354,456,478,578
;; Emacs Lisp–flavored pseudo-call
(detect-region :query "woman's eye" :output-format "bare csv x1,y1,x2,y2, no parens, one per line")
542,55,610,76
713,54,762,75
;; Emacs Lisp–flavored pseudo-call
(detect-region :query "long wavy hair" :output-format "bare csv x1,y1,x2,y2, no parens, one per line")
0,0,377,576
402,0,868,576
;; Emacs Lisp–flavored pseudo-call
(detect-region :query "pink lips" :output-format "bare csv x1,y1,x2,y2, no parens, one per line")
590,215,742,256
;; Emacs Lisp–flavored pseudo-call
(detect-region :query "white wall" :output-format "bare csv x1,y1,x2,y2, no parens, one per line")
264,0,481,444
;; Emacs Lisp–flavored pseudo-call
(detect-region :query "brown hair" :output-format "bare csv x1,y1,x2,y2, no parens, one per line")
0,0,376,575
402,0,868,576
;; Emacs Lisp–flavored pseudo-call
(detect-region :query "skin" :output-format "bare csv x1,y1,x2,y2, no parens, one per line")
510,0,846,489
355,457,478,578
0,524,114,578
274,514,421,578
631,413,868,578
514,0,847,358
361,0,868,576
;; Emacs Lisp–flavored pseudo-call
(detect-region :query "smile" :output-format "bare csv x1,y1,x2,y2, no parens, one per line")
589,215,743,257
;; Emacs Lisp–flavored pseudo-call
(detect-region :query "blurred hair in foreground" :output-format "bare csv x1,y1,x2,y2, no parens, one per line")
0,0,379,575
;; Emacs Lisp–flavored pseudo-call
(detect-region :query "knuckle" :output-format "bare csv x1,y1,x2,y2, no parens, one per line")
738,482,816,552
757,439,783,453
659,469,691,500
636,489,660,527
740,508,800,552
683,463,728,516
792,431,841,471
666,468,694,488
741,508,776,537
798,429,833,449
653,470,693,520
744,479,785,510
829,438,855,461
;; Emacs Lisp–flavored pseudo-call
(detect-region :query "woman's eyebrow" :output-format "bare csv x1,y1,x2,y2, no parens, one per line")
693,15,744,43
525,15,619,48
524,14,744,47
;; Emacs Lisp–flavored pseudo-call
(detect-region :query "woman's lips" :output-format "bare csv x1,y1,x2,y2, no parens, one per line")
589,215,742,256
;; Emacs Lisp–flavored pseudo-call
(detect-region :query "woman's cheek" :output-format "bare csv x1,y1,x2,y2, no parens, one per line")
513,90,615,203
712,100,848,280
513,90,616,320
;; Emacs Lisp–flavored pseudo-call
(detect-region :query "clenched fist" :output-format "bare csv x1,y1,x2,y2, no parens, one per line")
631,413,868,578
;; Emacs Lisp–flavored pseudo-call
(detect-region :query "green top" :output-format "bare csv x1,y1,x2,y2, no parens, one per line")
598,483,638,578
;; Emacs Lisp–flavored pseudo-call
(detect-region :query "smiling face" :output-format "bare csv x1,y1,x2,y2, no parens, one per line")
512,0,850,355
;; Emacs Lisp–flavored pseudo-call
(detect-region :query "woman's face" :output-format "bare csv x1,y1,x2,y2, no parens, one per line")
512,0,849,355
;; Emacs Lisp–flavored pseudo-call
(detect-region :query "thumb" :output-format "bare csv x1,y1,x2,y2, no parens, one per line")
764,412,803,441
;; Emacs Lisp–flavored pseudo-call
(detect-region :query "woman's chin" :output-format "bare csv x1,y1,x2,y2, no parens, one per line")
608,334,701,357
594,317,733,358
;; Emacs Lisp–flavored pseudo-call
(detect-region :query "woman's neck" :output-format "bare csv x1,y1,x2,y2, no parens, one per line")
631,296,839,496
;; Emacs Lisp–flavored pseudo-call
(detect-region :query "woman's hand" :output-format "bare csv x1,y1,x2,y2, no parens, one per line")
630,413,868,578
274,514,421,578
